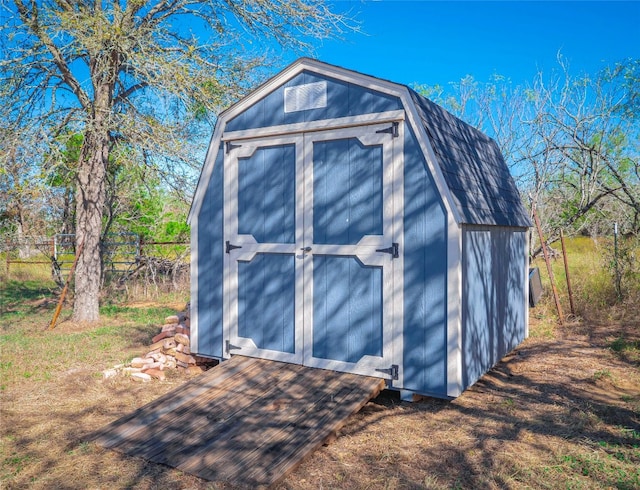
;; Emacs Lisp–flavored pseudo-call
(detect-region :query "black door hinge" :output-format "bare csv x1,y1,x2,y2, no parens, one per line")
226,141,242,154
226,240,242,254
376,121,399,138
376,242,399,258
375,364,399,380
225,340,241,354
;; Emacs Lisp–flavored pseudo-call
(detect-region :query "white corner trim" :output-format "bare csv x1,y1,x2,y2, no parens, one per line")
525,231,530,339
188,119,225,225
446,220,463,398
189,216,199,354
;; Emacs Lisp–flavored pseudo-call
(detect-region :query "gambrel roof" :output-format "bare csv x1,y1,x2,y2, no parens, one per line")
190,58,531,229
408,89,531,227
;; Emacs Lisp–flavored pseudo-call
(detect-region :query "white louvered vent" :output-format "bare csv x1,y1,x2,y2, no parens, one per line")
284,81,327,113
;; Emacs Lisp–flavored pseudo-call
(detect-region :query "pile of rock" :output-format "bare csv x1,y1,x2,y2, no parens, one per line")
103,306,217,382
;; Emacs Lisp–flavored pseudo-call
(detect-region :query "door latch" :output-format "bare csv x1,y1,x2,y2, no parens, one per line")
375,364,399,380
226,241,242,254
376,242,399,258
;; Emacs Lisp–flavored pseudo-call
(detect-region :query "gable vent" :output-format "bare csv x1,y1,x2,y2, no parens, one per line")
284,81,327,113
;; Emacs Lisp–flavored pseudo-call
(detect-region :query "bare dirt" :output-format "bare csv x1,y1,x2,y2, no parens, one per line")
1,312,639,489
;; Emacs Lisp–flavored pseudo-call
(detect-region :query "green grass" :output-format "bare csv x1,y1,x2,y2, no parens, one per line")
533,236,640,318
0,280,178,388
555,451,640,489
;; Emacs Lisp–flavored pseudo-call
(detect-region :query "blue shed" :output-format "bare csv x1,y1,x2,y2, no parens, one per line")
188,58,532,400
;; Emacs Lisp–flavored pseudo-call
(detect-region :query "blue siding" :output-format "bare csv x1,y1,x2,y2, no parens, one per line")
226,71,402,132
313,256,383,362
402,126,448,396
197,146,225,358
462,226,527,389
238,144,296,243
238,253,296,353
313,138,383,245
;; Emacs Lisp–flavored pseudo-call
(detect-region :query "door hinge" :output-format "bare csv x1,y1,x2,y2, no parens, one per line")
225,340,241,354
376,242,399,258
376,121,399,138
226,240,242,254
225,141,241,154
376,364,399,380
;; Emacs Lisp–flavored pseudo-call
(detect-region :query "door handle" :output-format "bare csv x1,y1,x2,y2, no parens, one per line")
300,246,312,253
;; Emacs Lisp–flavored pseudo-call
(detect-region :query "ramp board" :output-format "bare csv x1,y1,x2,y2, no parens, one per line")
91,355,385,488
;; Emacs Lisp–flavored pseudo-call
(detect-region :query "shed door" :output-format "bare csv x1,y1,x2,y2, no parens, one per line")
224,123,402,379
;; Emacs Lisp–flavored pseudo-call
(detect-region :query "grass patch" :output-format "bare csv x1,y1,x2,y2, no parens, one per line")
533,235,640,318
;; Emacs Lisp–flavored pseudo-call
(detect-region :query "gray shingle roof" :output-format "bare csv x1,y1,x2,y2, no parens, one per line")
408,89,532,228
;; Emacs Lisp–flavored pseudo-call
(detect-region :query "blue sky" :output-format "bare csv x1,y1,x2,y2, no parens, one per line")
294,1,640,88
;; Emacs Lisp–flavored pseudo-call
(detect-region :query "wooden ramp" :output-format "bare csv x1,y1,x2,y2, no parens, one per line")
91,355,385,488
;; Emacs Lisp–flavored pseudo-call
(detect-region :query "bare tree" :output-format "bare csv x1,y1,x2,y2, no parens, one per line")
528,57,640,235
417,56,640,242
1,0,354,322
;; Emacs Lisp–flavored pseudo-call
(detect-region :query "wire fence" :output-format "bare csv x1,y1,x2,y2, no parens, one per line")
2,234,190,289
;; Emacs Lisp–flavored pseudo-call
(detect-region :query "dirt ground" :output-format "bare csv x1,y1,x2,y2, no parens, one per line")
282,316,640,490
1,305,639,489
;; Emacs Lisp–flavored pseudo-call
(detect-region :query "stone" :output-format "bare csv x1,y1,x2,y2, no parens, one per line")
102,368,119,379
174,333,190,346
163,338,177,350
142,361,162,371
130,372,152,382
164,315,180,325
175,352,196,365
143,368,166,381
152,331,174,343
187,365,205,375
130,357,147,368
149,352,167,364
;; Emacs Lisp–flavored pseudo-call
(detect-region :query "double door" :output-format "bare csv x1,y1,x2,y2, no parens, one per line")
223,122,402,380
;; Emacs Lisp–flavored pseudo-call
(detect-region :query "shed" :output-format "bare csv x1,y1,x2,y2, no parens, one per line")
188,58,532,400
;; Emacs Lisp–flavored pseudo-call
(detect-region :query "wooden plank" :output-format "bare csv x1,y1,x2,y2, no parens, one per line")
91,355,257,447
106,358,270,457
174,362,342,479
139,360,304,464
92,356,385,488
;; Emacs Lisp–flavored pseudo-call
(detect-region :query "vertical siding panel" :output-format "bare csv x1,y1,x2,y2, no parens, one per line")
313,256,382,362
238,145,295,243
313,139,383,245
238,254,295,353
462,226,527,389
403,126,448,396
197,146,224,358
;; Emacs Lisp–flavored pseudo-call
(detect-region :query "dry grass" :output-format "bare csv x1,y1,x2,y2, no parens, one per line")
1,239,639,489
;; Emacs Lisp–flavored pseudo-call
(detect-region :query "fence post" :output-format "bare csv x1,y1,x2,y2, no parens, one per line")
533,207,565,326
614,223,621,301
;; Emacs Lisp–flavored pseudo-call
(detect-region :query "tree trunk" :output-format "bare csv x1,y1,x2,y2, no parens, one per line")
72,125,109,323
